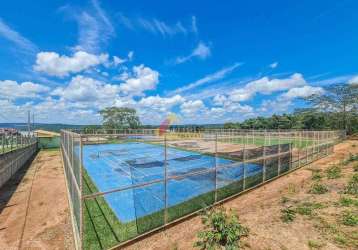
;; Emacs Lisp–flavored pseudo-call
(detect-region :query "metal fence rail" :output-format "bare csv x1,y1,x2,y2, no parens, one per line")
0,136,38,188
60,129,344,250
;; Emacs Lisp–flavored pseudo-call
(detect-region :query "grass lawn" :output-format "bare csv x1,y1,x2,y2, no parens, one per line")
221,136,314,148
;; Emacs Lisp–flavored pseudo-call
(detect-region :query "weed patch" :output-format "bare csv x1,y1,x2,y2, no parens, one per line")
344,173,358,196
326,165,341,179
281,206,296,223
194,207,248,249
341,210,358,226
309,183,328,194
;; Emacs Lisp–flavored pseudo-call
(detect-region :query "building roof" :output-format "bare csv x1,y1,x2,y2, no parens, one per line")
34,129,60,138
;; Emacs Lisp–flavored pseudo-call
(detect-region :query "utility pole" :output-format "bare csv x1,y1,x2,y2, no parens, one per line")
27,110,31,136
32,113,35,132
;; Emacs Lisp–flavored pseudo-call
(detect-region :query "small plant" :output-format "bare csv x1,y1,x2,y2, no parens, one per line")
339,196,355,207
326,165,341,179
296,202,324,216
334,234,348,245
311,171,323,181
194,207,248,250
353,162,358,172
308,240,325,249
281,206,296,223
281,196,290,204
342,153,358,165
309,183,328,194
344,173,358,196
341,210,358,226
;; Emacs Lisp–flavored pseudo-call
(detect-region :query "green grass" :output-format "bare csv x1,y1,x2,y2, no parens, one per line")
309,183,329,194
326,165,342,179
281,206,296,223
341,210,358,226
222,136,313,149
344,173,358,196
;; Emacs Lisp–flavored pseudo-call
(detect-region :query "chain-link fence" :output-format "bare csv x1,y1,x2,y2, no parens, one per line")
61,129,345,250
0,134,37,188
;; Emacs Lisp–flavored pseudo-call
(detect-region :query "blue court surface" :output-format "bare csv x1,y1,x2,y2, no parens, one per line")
83,142,263,222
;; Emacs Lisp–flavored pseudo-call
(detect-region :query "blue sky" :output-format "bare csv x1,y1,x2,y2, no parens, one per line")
0,0,357,125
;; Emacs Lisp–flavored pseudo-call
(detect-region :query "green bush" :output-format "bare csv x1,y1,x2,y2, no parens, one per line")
295,202,324,216
281,206,296,223
194,208,249,250
309,183,328,194
341,210,358,226
344,174,358,196
326,165,341,179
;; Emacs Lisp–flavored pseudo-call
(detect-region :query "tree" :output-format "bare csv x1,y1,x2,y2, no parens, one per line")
304,83,358,133
99,107,141,130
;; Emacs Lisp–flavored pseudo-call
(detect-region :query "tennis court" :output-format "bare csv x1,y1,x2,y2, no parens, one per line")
83,142,263,222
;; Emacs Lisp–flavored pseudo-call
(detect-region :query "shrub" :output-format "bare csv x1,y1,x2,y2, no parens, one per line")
341,210,358,226
339,196,355,207
309,183,328,194
344,174,358,196
295,202,324,216
308,240,325,249
326,165,341,179
342,153,358,165
281,206,296,223
311,172,323,181
194,208,248,250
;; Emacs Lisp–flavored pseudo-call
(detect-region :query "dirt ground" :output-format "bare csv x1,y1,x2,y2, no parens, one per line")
0,150,74,250
123,140,358,250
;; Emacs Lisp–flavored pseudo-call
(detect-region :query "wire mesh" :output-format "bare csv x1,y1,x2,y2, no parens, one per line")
60,129,344,250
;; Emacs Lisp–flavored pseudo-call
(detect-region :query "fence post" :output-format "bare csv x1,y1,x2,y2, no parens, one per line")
164,134,168,224
278,130,281,174
79,134,83,250
214,132,218,202
262,130,266,182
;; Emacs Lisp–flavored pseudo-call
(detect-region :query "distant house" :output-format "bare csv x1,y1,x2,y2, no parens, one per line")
35,130,60,149
0,128,18,135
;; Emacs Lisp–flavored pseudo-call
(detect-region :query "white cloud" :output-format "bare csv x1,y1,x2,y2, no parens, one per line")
170,63,242,95
119,65,159,95
138,95,185,111
128,51,134,61
180,100,205,115
119,14,195,37
0,18,38,54
52,75,119,103
113,56,126,66
281,85,324,100
348,76,358,85
191,16,198,34
60,0,114,53
175,42,211,64
0,80,49,100
269,62,278,69
229,73,306,102
34,51,109,77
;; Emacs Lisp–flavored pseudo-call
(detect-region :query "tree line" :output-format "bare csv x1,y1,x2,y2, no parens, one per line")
87,83,357,134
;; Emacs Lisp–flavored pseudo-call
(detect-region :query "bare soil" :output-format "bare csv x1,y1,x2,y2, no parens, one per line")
0,150,74,250
122,140,358,250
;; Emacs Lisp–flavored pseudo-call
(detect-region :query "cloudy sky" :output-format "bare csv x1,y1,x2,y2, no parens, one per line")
0,0,357,125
